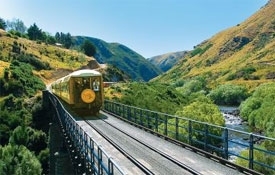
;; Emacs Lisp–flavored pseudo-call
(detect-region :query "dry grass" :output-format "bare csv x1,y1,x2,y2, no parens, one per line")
156,0,275,91
103,83,128,99
0,61,10,76
0,30,99,84
104,86,122,99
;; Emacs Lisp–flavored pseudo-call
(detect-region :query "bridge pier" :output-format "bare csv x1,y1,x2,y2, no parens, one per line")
62,128,89,175
48,107,74,174
45,90,91,175
42,90,49,109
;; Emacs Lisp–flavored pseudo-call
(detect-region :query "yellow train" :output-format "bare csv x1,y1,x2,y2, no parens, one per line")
51,69,104,115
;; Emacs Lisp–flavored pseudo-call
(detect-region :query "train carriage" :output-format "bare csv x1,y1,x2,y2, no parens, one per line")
51,69,103,115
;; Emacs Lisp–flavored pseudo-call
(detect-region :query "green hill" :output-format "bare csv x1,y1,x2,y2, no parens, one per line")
73,36,162,81
153,0,275,91
0,29,100,84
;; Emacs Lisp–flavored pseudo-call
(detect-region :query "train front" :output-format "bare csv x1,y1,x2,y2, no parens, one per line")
70,69,103,115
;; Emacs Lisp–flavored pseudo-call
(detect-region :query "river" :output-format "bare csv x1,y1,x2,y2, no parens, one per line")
219,106,250,161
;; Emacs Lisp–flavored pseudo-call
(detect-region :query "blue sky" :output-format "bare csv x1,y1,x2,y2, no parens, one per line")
0,0,268,58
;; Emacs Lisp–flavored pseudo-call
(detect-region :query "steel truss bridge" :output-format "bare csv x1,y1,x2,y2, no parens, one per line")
43,90,275,175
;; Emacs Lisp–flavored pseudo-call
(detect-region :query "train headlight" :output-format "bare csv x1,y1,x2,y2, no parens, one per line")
81,89,96,103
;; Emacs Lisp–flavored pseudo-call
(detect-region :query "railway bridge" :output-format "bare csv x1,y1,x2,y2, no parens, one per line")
43,90,275,175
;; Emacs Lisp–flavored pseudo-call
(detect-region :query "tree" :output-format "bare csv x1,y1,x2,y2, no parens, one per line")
174,96,225,147
9,126,47,155
55,32,61,42
6,18,27,33
208,84,248,105
0,144,42,175
27,23,43,40
236,145,275,174
176,96,225,126
64,33,73,48
0,17,7,30
54,32,73,48
9,60,45,96
178,79,203,95
240,82,275,137
9,126,29,146
81,39,96,56
45,34,56,44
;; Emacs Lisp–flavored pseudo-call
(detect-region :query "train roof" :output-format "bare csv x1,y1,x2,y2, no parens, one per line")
70,69,101,77
50,69,101,87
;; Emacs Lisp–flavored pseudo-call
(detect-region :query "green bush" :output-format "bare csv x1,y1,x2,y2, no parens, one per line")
9,126,47,154
226,73,237,81
236,145,275,174
0,95,49,173
112,82,188,114
174,96,225,146
176,79,206,98
190,43,213,57
240,82,275,137
1,60,45,97
17,54,51,70
37,148,49,174
0,144,42,175
208,84,248,105
190,47,203,57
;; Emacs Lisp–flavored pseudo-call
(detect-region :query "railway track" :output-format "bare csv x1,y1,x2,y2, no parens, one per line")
48,90,262,175
102,110,262,175
84,116,202,175
85,120,154,175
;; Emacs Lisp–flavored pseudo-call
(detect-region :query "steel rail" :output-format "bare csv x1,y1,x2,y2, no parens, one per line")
102,109,263,175
99,116,202,175
84,120,154,175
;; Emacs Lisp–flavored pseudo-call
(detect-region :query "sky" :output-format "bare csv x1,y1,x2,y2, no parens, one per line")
0,0,269,58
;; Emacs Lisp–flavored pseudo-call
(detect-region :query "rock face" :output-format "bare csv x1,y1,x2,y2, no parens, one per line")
219,36,251,55
79,58,100,70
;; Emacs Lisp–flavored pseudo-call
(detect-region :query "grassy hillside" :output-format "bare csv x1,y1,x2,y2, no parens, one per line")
0,28,131,174
148,51,188,72
74,36,162,81
153,0,275,91
0,29,99,84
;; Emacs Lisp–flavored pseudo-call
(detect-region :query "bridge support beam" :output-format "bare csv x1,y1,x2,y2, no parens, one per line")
49,108,74,175
42,90,49,109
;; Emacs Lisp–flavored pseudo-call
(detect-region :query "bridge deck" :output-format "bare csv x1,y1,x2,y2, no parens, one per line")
75,111,246,175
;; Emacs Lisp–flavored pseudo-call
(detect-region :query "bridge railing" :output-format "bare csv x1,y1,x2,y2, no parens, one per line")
47,92,125,175
103,100,275,174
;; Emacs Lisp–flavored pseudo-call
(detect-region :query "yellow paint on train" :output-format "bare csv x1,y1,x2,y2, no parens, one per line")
50,69,104,115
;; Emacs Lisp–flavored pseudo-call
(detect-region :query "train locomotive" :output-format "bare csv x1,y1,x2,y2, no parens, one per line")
50,69,104,115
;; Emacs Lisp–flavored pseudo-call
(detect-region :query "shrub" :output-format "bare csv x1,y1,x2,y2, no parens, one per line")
4,60,45,97
240,82,275,136
190,47,203,57
112,82,188,114
0,144,42,175
208,84,248,105
174,96,225,147
236,145,275,174
17,54,51,70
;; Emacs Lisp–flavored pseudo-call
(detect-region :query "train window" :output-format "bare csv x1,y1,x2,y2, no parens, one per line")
93,79,100,91
74,78,81,86
82,78,90,88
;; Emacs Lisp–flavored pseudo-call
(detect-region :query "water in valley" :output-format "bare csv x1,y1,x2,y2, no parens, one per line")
219,106,250,161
